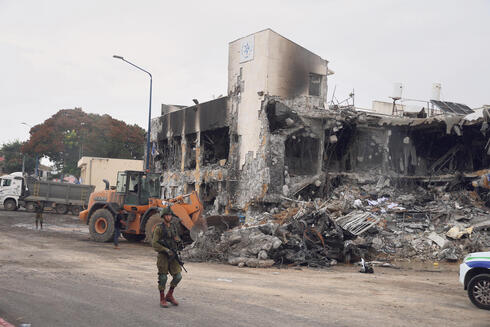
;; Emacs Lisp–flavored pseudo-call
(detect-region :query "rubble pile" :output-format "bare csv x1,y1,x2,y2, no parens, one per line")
183,200,378,268
329,179,490,262
183,177,490,268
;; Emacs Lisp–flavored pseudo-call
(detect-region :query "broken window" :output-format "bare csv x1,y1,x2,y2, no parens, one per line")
285,133,320,175
169,186,178,199
184,133,197,170
186,183,195,193
159,137,182,171
308,73,322,97
323,124,356,172
266,101,301,133
199,182,219,207
201,127,230,166
409,125,489,175
352,129,386,171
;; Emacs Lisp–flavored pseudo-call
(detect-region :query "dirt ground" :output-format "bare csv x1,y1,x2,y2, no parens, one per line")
0,209,488,327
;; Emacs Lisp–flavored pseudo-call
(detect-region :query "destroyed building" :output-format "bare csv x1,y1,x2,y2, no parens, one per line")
150,28,490,216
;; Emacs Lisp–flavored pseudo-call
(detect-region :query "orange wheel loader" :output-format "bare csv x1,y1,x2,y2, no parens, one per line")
79,170,207,243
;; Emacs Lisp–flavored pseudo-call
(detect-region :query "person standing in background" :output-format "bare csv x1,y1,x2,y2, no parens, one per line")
34,201,44,230
114,209,125,249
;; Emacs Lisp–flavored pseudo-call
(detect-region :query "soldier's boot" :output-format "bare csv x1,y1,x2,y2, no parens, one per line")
165,287,179,306
159,290,168,308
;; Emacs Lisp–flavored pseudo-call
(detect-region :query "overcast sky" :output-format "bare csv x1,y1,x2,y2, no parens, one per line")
1,0,489,146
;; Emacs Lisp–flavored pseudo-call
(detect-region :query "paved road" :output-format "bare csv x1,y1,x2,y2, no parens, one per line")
0,210,488,327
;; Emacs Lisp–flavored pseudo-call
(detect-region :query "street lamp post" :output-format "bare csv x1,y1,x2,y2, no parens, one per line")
113,55,152,171
21,153,25,175
79,122,86,160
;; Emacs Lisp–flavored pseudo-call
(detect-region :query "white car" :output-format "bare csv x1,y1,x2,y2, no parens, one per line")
459,251,490,310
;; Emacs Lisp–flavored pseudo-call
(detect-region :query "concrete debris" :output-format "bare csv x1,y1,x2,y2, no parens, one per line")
353,199,363,209
335,211,380,235
182,176,489,267
446,225,474,240
182,202,375,268
427,232,450,248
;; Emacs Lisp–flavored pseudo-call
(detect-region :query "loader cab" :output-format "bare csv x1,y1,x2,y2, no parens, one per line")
115,171,161,205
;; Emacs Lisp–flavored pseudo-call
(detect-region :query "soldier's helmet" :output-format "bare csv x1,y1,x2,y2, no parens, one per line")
160,206,172,217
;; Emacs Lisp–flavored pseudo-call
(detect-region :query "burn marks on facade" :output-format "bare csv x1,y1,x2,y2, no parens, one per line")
150,29,489,216
324,111,490,178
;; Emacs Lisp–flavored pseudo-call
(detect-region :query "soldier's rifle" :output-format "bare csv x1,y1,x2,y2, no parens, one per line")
158,238,188,273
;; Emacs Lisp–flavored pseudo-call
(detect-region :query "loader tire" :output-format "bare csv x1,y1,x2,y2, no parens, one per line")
144,213,164,243
89,209,115,242
122,233,145,242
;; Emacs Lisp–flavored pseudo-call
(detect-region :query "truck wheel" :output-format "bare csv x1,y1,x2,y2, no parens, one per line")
468,274,490,310
89,209,115,242
4,199,17,211
144,213,163,243
25,202,36,212
122,233,145,242
55,204,69,214
70,206,82,216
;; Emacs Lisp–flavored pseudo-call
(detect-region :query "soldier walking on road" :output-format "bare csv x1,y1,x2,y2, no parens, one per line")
152,207,182,308
34,201,44,230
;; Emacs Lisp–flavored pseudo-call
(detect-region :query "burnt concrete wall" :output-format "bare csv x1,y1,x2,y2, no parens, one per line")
228,29,329,168
266,31,328,102
324,115,490,177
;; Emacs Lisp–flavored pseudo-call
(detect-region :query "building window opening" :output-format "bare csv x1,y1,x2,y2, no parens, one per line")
309,73,322,96
184,133,197,170
201,127,230,166
285,133,319,176
159,137,182,170
199,182,219,207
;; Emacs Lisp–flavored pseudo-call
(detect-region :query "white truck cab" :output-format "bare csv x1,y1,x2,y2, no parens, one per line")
0,174,25,210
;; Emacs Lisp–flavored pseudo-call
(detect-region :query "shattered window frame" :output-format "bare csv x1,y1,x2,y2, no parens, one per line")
308,73,322,96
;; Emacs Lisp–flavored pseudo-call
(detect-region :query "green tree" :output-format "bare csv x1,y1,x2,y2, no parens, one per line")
23,108,145,176
0,140,36,174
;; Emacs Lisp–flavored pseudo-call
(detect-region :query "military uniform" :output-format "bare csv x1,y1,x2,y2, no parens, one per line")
152,207,182,307
34,202,44,229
